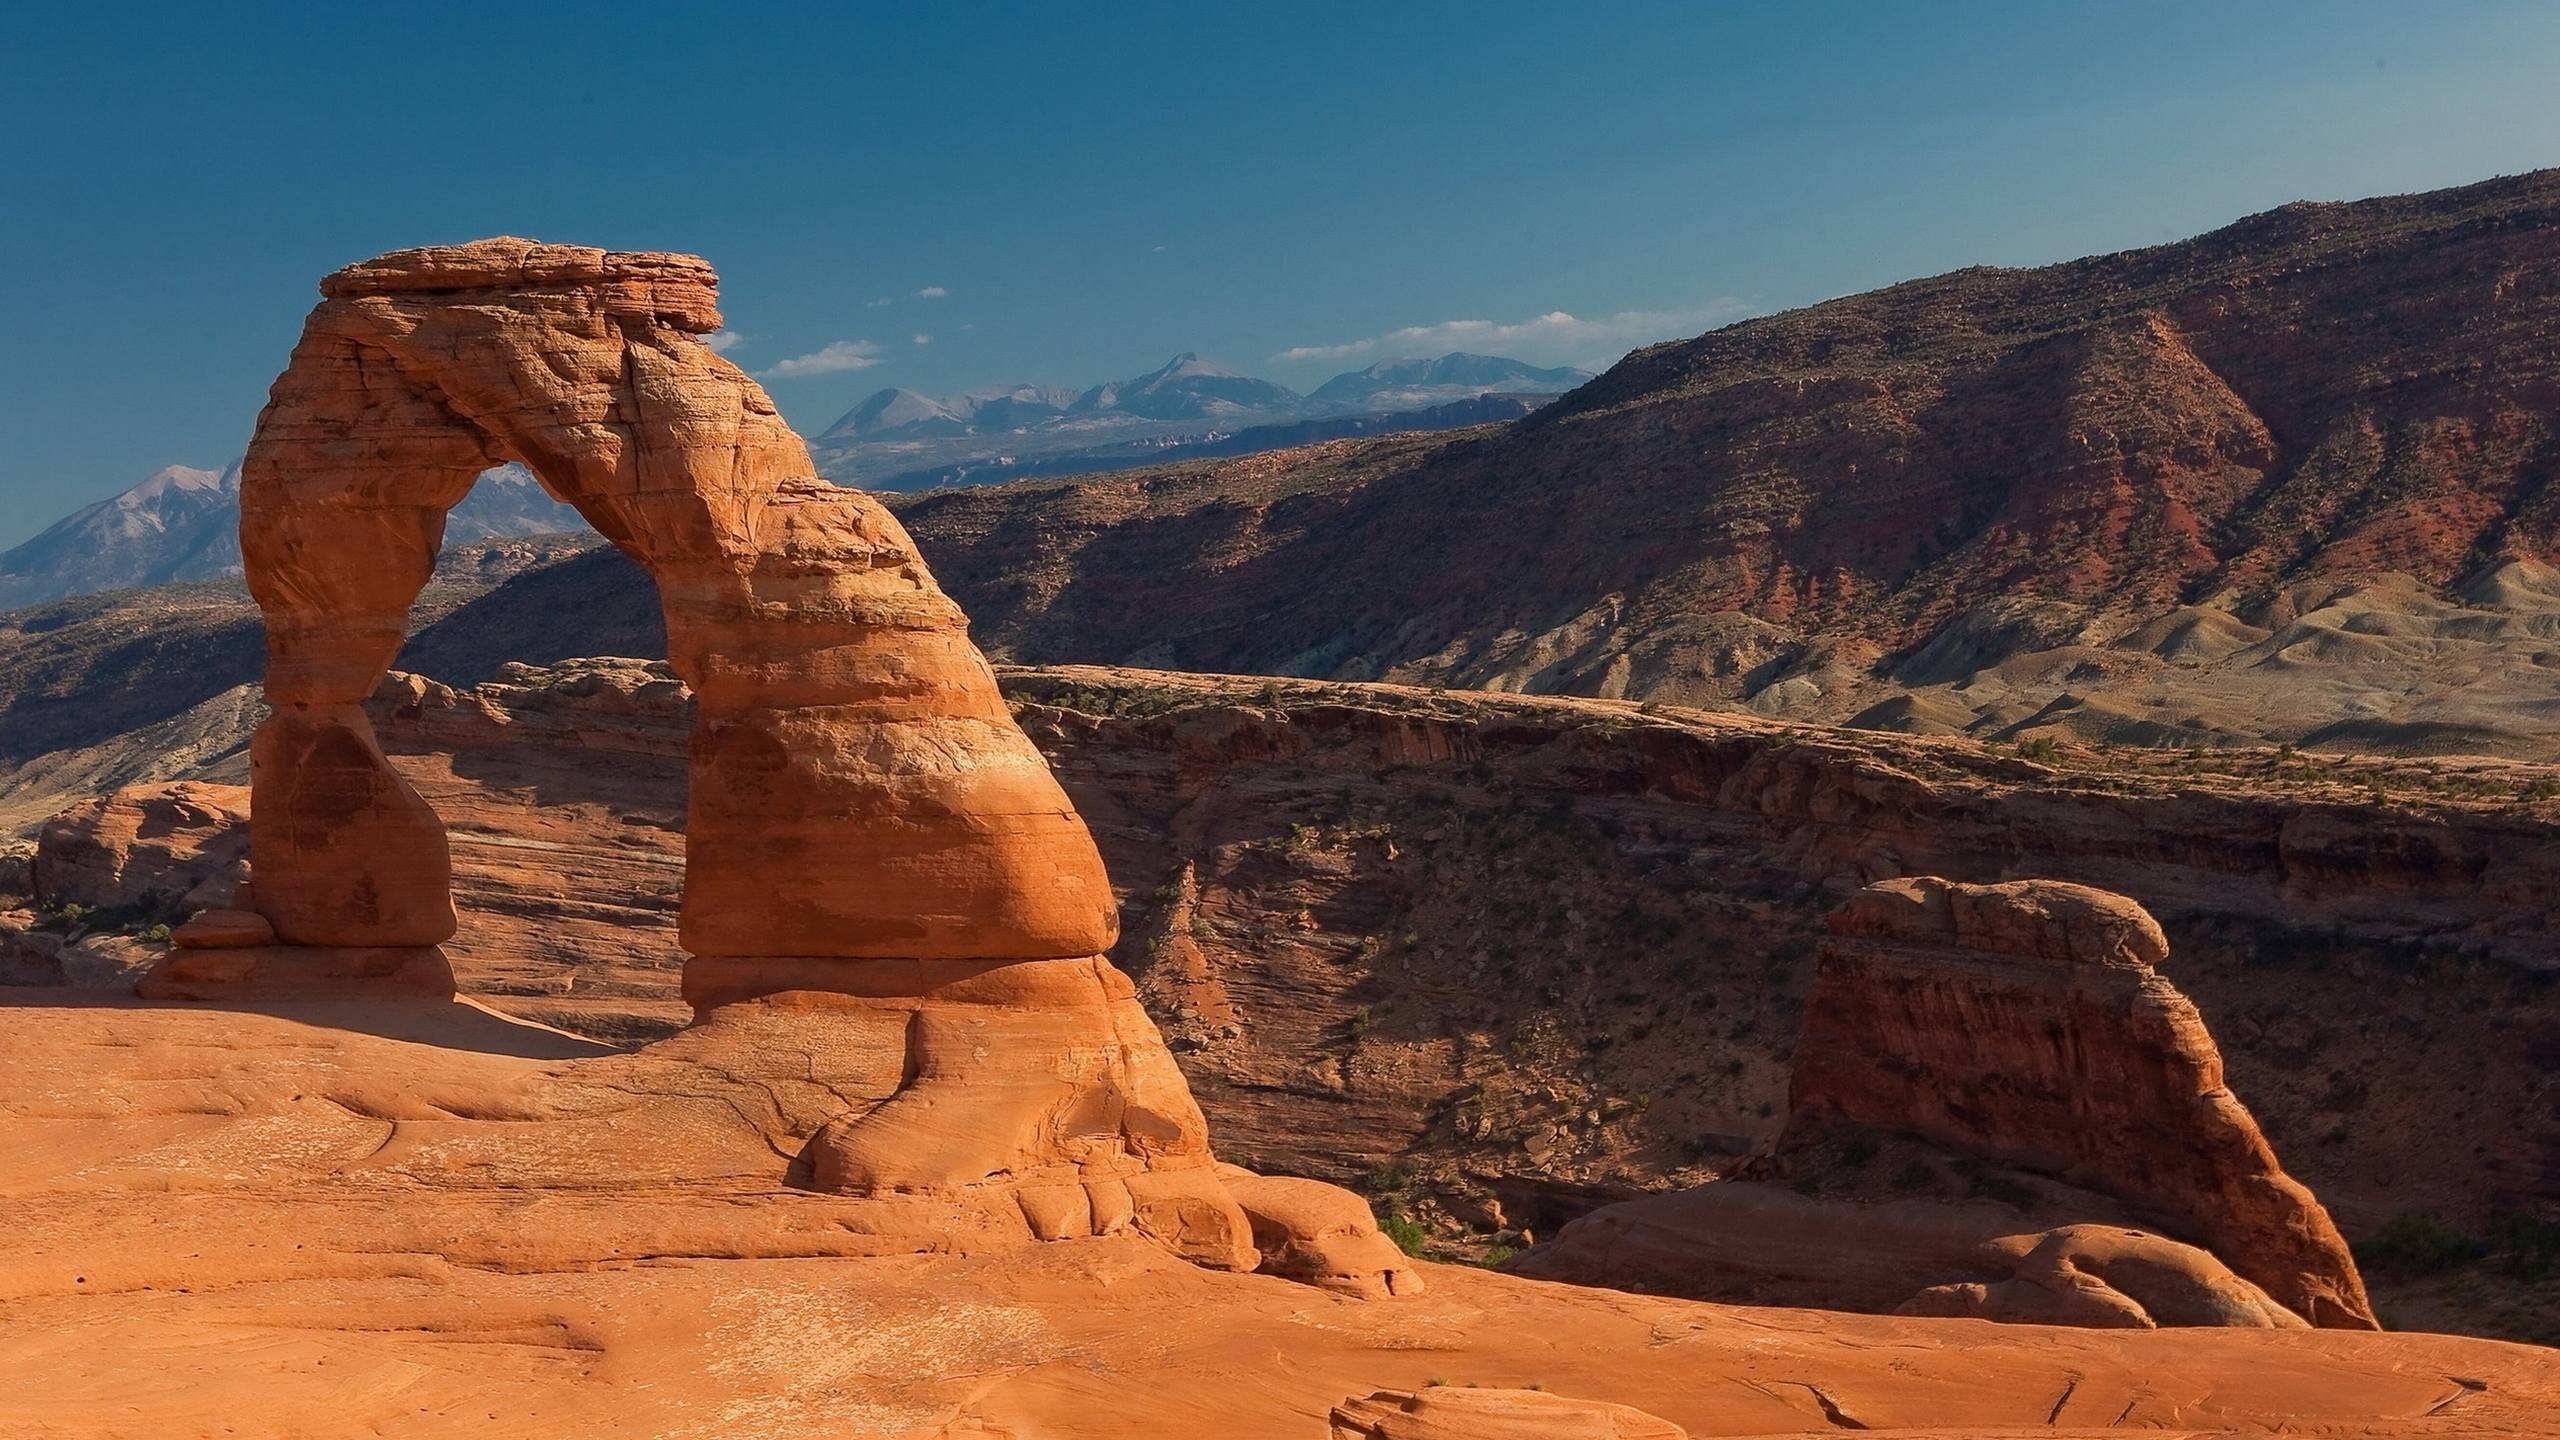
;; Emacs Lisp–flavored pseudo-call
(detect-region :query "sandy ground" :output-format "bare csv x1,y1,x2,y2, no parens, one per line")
1,990,2552,1439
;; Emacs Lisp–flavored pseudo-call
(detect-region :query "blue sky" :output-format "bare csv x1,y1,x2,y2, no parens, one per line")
5,0,2559,546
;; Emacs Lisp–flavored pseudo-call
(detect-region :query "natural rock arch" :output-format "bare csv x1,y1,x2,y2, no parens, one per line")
205,238,1410,1279
239,239,1113,980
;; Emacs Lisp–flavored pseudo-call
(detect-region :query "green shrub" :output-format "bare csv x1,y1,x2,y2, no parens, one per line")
34,893,188,939
2486,1212,2560,1281
1375,1204,1430,1259
2353,1212,2486,1274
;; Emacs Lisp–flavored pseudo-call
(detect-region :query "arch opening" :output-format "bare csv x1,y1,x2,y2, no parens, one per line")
235,238,1120,978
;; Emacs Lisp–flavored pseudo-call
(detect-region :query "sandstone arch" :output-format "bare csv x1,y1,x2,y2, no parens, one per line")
213,239,1316,1272
240,239,1113,975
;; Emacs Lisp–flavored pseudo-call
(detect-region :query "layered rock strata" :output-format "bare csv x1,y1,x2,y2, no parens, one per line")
240,238,1110,963
1330,1387,1686,1439
1515,878,2374,1330
1795,877,2374,1328
187,239,1362,1274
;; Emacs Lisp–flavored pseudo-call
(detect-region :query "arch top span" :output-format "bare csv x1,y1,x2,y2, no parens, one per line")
237,237,1117,970
180,238,1440,1290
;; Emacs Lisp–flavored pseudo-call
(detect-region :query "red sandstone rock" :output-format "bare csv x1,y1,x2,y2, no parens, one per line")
1504,1171,2307,1330
31,781,247,915
1220,1164,1426,1298
1515,877,2373,1331
169,908,275,949
137,943,457,1001
1793,877,2373,1329
14,990,2557,1437
240,238,1113,961
1898,1224,2305,1330
1330,1387,1686,1440
792,956,1252,1271
202,240,1260,1276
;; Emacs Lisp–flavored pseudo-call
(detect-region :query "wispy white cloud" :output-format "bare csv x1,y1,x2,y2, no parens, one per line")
1274,298,1754,366
915,285,949,300
761,339,884,378
867,296,894,308
911,333,932,346
702,329,744,354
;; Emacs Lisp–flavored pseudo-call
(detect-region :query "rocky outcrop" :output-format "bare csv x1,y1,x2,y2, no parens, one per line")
14,991,2560,1438
1514,1178,2307,1331
32,664,2556,1332
178,239,1328,1277
1330,1387,1684,1440
30,782,246,915
1794,877,2373,1327
1513,878,2374,1330
240,238,1113,965
0,917,157,989
1220,1164,1425,1298
1898,1224,2306,1330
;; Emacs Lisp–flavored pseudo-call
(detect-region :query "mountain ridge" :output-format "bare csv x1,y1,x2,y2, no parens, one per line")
875,167,2560,727
0,461,586,611
369,166,2560,758
1306,352,1594,409
808,349,1590,487
20,170,2560,761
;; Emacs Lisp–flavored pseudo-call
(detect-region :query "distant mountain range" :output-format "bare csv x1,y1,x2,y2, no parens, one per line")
1306,353,1592,411
375,168,2560,760
811,351,1590,488
0,462,583,610
861,392,1557,492
2,351,1587,609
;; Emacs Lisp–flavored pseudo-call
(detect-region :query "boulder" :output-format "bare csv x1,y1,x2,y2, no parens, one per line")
1218,1165,1425,1298
0,913,160,990
1898,1224,2305,1330
170,908,275,950
1513,877,2372,1330
1792,877,2371,1328
30,782,247,915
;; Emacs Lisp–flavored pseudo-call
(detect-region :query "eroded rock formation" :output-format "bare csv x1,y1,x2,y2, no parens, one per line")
1330,1387,1686,1440
1221,1164,1426,1298
42,664,2555,1332
32,782,246,916
240,239,1112,966
175,239,1371,1273
12,989,2558,1437
1515,878,2375,1330
1800,877,2373,1328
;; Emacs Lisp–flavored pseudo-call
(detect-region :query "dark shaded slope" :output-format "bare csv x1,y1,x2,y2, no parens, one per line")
881,169,2560,702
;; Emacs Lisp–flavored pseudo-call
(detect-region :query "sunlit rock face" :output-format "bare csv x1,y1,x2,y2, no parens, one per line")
1514,877,2375,1332
1796,877,2373,1329
238,238,1115,963
204,238,1413,1273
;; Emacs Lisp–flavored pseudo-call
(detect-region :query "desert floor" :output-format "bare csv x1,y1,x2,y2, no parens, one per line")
2,992,2552,1439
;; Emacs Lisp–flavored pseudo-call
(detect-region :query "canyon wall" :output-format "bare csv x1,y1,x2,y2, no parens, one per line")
18,661,2557,1335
